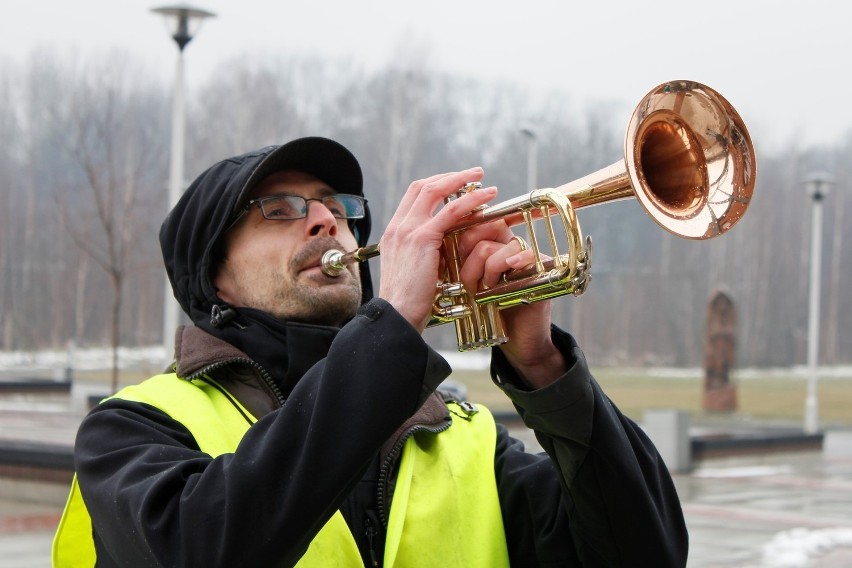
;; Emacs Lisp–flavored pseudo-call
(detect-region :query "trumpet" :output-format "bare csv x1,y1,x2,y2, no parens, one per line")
322,80,756,351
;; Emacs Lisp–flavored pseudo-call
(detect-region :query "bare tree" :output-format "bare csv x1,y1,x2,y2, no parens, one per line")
32,51,167,391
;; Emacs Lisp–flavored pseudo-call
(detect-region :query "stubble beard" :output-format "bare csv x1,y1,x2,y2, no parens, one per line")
261,238,362,327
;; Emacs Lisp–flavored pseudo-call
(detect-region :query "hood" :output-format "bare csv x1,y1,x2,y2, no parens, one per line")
159,137,374,330
158,138,375,396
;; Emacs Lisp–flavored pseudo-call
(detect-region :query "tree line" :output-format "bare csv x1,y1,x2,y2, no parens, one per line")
1,47,849,369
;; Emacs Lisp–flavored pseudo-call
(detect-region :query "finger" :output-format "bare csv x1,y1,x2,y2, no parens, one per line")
394,172,455,218
427,184,498,235
458,236,529,293
458,239,503,297
395,167,484,221
456,219,513,258
505,248,537,271
481,239,532,289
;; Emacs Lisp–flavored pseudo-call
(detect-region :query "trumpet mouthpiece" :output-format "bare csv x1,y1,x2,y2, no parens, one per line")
321,249,346,277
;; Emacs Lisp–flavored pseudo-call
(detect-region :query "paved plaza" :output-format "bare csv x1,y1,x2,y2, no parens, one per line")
2,390,852,567
679,442,852,567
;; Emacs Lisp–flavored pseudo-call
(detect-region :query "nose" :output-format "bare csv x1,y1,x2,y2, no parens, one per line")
304,199,338,238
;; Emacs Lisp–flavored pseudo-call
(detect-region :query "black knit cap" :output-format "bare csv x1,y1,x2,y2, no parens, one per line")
231,136,365,216
229,136,371,246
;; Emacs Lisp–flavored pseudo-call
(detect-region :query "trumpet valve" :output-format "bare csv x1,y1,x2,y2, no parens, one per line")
459,181,482,195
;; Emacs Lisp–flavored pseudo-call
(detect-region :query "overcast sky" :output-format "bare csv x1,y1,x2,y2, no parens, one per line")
2,0,849,154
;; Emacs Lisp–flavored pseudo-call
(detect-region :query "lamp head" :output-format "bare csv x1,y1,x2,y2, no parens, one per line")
151,4,216,51
804,172,834,201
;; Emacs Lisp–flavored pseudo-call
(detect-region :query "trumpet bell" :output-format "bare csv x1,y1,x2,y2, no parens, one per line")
626,80,755,239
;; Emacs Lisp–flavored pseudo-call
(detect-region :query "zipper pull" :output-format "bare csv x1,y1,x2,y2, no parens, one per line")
449,400,479,421
459,401,478,416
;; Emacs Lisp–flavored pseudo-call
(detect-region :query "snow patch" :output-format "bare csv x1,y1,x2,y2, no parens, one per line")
761,527,852,567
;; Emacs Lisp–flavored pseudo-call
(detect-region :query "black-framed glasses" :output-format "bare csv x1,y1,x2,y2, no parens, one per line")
230,193,367,229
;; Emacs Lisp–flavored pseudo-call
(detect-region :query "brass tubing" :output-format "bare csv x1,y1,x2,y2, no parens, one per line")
319,80,756,351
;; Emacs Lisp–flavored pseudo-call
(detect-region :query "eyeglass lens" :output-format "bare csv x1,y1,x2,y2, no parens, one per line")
260,195,364,220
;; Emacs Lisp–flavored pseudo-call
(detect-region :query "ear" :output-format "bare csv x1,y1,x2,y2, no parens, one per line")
211,256,234,305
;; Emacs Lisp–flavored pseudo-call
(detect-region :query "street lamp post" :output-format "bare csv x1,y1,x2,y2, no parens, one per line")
520,128,538,191
151,5,215,357
803,172,833,434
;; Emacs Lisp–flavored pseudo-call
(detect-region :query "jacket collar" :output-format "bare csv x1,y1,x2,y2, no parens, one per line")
173,325,452,444
173,311,338,400
173,325,248,378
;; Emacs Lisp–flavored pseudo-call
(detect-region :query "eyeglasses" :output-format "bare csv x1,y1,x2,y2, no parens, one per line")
230,193,367,229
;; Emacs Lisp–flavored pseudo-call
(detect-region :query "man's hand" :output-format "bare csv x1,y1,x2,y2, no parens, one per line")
456,221,566,390
377,167,497,332
379,169,565,389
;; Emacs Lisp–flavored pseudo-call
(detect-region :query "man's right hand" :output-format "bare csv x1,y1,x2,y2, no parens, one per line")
377,167,497,332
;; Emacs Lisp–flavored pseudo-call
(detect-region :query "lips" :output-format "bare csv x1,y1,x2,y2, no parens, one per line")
292,237,347,276
299,258,328,277
300,255,323,270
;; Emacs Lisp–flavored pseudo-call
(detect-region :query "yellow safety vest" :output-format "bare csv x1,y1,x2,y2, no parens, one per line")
53,373,509,567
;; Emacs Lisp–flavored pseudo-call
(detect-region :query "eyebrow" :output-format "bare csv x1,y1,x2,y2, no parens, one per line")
256,185,338,200
312,186,338,198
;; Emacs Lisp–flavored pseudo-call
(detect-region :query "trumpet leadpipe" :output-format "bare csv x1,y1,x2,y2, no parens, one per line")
320,189,556,277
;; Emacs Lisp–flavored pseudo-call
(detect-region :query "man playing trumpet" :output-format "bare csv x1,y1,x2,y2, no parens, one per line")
54,137,688,567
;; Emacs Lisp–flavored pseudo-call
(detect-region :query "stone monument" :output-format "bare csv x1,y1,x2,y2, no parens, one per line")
703,289,738,412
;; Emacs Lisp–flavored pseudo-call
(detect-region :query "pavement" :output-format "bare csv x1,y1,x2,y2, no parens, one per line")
2,385,852,567
678,442,852,567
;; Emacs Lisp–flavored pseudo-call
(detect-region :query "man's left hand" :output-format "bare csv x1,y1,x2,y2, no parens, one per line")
456,220,566,389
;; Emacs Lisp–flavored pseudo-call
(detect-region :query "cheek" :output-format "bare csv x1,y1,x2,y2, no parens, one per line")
227,233,293,274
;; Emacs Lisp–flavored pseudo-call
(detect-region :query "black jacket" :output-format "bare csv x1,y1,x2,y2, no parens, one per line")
75,310,688,567
73,142,687,566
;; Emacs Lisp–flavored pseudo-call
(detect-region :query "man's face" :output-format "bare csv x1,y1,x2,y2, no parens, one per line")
214,170,362,327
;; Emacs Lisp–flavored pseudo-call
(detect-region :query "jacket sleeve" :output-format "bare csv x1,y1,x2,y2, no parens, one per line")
491,326,688,567
74,298,451,568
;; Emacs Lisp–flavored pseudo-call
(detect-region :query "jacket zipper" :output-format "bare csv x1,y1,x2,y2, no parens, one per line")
376,421,451,529
185,357,286,407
